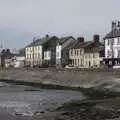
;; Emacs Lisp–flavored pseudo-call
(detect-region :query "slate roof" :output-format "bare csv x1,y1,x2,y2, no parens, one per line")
84,41,104,53
63,40,79,50
63,40,93,50
73,41,93,49
104,28,120,39
26,37,49,47
68,39,104,53
59,36,75,45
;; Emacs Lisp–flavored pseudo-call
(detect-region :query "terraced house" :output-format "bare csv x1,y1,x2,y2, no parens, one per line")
104,21,120,68
25,35,49,67
56,36,76,68
69,35,104,68
43,36,59,66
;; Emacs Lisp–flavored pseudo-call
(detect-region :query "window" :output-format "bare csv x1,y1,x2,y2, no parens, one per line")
111,39,114,45
118,50,120,58
38,53,41,58
107,50,112,58
118,38,120,44
107,51,110,58
77,50,79,56
80,50,82,55
75,50,76,56
81,59,83,65
75,59,76,65
71,50,73,56
72,60,74,65
93,60,96,66
108,39,110,45
89,54,91,58
78,59,79,65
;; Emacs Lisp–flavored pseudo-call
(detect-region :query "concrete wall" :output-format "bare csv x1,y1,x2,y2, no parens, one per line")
0,69,120,91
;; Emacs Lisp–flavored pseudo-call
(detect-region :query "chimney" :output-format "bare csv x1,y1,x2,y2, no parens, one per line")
112,22,116,29
45,34,49,38
118,21,120,27
93,35,100,43
77,37,84,43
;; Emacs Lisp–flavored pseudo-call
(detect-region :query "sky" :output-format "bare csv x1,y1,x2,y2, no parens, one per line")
0,0,120,49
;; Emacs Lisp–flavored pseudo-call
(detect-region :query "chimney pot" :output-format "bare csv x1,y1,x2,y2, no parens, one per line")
77,37,84,42
93,35,99,43
112,21,117,29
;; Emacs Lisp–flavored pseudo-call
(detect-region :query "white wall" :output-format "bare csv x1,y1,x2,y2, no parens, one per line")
25,45,43,66
56,45,62,59
105,37,120,58
44,51,51,60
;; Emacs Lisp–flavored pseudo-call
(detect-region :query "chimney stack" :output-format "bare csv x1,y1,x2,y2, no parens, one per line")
46,34,49,38
93,35,99,43
112,21,117,29
77,37,84,43
118,21,120,27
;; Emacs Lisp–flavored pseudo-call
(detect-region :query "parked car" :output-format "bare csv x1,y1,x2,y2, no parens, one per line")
113,65,120,69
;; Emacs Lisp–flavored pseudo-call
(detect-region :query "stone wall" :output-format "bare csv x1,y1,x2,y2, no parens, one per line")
0,68,120,91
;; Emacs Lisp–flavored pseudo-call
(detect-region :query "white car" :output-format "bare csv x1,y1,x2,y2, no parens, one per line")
113,65,120,69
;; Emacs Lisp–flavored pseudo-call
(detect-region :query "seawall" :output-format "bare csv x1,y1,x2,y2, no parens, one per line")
0,68,120,92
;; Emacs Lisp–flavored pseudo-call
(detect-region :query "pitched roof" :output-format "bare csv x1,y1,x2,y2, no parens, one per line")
74,41,93,49
59,36,75,45
63,40,79,50
105,28,120,39
63,40,93,50
84,42,104,53
26,37,49,47
69,39,104,53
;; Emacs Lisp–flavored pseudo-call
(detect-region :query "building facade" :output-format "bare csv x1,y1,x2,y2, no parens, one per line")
12,56,25,68
25,36,49,67
0,49,14,68
104,21,120,67
43,36,59,66
56,36,76,68
69,35,104,68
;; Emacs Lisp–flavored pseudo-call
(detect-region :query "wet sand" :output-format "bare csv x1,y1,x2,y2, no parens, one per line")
0,82,85,120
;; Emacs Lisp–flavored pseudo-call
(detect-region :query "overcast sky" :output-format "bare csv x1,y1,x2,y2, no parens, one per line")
0,0,119,49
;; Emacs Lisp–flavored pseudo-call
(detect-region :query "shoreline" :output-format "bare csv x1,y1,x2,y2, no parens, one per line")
1,78,120,100
1,69,120,119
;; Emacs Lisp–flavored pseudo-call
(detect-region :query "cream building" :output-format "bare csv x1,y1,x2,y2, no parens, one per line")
25,37,49,67
70,48,84,68
69,35,104,68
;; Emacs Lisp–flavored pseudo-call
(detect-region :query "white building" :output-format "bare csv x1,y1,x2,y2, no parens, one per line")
25,37,49,67
56,36,76,68
44,51,51,60
12,56,25,68
104,21,120,67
